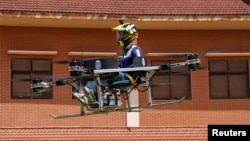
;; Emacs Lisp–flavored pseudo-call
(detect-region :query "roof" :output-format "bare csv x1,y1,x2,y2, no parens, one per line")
0,126,207,141
0,0,250,30
1,0,250,15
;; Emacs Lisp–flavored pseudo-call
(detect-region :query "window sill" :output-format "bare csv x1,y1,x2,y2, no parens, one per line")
205,52,250,57
7,50,58,55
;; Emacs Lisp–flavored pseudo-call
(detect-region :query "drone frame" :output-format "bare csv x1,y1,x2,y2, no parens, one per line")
46,54,200,119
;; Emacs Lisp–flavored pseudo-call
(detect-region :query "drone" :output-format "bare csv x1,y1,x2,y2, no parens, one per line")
29,53,201,119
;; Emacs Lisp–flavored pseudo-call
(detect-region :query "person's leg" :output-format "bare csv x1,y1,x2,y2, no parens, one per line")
105,72,127,86
86,80,97,89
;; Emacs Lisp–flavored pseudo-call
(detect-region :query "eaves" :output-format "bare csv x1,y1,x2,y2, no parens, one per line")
0,11,250,30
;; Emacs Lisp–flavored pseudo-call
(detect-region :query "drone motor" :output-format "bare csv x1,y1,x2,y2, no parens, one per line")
187,54,200,71
69,58,83,76
31,78,54,93
31,78,43,92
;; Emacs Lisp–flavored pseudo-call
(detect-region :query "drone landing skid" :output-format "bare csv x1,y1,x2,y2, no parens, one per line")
50,96,185,119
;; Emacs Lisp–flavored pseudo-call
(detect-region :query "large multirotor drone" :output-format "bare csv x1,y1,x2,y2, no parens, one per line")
18,53,201,119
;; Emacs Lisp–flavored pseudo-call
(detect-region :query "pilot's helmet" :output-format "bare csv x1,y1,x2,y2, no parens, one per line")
112,23,138,47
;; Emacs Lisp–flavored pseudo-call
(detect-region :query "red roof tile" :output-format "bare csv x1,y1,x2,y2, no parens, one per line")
0,0,250,15
0,126,207,141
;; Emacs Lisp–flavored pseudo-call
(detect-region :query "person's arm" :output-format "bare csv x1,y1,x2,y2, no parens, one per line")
119,46,142,68
131,46,142,58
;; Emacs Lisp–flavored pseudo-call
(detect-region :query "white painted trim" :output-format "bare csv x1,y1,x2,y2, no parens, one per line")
127,90,140,127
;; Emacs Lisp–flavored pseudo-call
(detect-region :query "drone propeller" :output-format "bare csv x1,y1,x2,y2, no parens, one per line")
51,56,85,64
41,59,72,64
158,49,226,58
10,75,71,82
10,78,33,82
34,87,51,94
149,82,171,87
34,60,70,64
166,53,193,58
196,65,207,70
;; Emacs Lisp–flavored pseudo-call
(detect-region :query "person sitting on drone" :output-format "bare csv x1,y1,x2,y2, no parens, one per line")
73,21,143,104
86,21,143,88
107,21,143,84
115,22,142,68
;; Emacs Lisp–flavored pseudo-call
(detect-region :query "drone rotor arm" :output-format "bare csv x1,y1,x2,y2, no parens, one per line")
160,61,187,70
160,54,201,71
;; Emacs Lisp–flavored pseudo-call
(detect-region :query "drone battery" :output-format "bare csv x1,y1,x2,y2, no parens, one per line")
102,93,109,105
69,58,119,77
108,95,116,106
102,92,121,106
81,58,118,69
82,58,119,80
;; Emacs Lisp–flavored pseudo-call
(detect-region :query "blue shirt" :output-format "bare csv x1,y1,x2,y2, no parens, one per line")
119,44,142,68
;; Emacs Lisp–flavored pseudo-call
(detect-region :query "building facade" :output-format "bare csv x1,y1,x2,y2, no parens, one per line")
1,0,250,140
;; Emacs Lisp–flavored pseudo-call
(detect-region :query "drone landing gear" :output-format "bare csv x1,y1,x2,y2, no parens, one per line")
49,96,185,119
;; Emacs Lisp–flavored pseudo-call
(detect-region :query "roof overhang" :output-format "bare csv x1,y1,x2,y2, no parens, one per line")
1,12,250,30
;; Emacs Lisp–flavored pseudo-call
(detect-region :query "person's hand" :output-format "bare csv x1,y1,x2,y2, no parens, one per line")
118,56,123,61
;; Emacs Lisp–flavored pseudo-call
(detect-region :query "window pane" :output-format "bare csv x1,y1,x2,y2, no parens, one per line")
209,60,227,72
210,75,228,98
151,74,170,99
31,73,52,82
151,60,191,100
32,88,52,99
151,61,167,66
11,58,52,99
172,75,189,98
32,60,51,71
12,74,31,98
229,75,248,98
209,59,249,99
171,61,189,73
30,73,52,99
12,59,31,71
228,60,247,73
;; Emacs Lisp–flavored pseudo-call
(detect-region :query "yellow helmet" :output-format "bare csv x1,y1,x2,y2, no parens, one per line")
112,23,138,47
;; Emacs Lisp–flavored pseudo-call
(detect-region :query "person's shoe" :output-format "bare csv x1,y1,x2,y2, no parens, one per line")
83,86,97,104
72,92,88,104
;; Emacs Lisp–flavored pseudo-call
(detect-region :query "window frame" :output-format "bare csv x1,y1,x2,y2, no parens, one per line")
150,59,191,100
11,58,53,99
208,59,250,99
